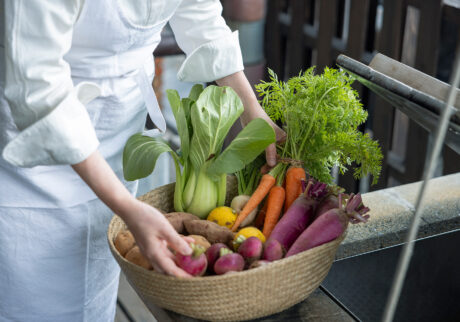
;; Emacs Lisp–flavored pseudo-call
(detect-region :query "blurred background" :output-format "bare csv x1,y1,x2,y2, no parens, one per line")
139,0,460,198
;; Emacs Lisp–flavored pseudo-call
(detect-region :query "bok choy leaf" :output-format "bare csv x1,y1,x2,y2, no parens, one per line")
123,85,275,218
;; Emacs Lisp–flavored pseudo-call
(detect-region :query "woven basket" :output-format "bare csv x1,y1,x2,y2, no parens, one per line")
108,176,345,321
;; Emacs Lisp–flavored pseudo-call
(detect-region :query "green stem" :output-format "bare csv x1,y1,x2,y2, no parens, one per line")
275,163,287,186
268,162,285,180
297,86,338,159
244,169,257,195
217,173,227,206
171,153,184,212
236,170,244,196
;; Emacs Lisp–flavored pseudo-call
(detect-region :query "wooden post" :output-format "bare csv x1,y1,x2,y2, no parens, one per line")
316,0,338,73
286,0,307,77
370,0,405,190
265,0,283,76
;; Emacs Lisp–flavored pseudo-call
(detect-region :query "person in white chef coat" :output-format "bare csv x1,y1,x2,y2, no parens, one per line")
0,0,284,321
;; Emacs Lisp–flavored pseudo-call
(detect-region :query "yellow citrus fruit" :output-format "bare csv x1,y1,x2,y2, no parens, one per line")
233,227,266,250
207,206,237,229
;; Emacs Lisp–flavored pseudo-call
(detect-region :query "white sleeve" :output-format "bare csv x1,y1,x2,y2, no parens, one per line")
168,0,244,83
2,0,101,167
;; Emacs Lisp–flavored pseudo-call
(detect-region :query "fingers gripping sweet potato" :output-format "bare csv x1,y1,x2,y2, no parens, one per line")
165,212,200,233
184,220,235,245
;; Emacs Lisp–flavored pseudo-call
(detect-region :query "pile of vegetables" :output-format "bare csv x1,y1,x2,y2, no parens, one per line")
119,67,383,277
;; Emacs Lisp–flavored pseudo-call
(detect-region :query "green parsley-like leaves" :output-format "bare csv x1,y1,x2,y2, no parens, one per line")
256,67,382,184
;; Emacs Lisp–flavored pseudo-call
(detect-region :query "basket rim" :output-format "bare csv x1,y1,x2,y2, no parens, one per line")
108,214,346,283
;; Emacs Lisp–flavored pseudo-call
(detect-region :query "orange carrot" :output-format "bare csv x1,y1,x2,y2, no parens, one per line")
232,174,276,232
262,186,286,238
254,198,268,229
284,166,306,213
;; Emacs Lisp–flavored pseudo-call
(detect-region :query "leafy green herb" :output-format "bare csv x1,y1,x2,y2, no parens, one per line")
255,67,382,184
235,154,266,196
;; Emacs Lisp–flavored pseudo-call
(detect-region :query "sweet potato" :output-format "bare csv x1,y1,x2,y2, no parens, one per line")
249,260,270,269
114,230,136,256
165,212,200,233
188,235,211,250
125,246,152,270
184,220,235,245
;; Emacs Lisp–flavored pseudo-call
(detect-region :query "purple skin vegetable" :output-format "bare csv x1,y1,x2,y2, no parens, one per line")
265,180,328,252
213,248,245,275
262,239,285,261
175,243,208,276
237,236,263,267
286,193,370,257
205,243,229,273
313,186,348,220
315,194,339,218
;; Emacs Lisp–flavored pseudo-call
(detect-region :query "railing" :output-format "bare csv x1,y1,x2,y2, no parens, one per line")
265,0,460,193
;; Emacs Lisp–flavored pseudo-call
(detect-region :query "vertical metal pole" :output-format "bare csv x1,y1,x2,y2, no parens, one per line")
381,44,460,322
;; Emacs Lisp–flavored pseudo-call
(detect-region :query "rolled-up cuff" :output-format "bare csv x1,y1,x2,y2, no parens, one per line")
177,31,244,83
2,82,101,167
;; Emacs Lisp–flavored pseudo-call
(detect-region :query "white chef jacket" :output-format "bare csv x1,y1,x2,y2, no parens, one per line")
0,0,243,321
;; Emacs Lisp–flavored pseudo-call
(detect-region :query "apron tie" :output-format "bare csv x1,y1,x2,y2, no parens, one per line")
135,66,166,137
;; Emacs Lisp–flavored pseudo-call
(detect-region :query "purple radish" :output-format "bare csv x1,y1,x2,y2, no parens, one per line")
314,186,347,220
265,180,328,252
262,239,285,261
205,243,229,273
214,248,245,275
286,193,370,257
314,194,339,219
175,243,208,276
249,260,270,269
237,236,263,266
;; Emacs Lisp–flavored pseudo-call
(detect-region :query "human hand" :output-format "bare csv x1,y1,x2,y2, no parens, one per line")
240,102,286,168
120,199,193,278
215,71,286,168
72,151,193,277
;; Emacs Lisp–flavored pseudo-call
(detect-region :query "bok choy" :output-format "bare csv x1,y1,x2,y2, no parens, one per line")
123,85,275,218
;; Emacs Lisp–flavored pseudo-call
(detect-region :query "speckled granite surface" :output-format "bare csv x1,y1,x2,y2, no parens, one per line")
337,173,460,259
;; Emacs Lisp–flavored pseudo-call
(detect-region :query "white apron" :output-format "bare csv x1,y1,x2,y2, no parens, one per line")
0,0,179,321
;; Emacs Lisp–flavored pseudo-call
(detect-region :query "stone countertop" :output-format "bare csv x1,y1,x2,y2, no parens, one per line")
337,172,460,260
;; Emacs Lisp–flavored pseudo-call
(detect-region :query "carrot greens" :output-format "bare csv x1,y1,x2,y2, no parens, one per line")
255,67,382,184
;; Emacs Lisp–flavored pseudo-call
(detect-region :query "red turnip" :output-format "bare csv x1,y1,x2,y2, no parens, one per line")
262,239,285,261
205,243,229,273
237,236,263,266
175,243,207,276
214,248,245,275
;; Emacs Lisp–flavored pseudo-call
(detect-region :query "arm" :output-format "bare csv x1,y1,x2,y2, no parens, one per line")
168,0,285,166
215,71,286,167
72,152,192,277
